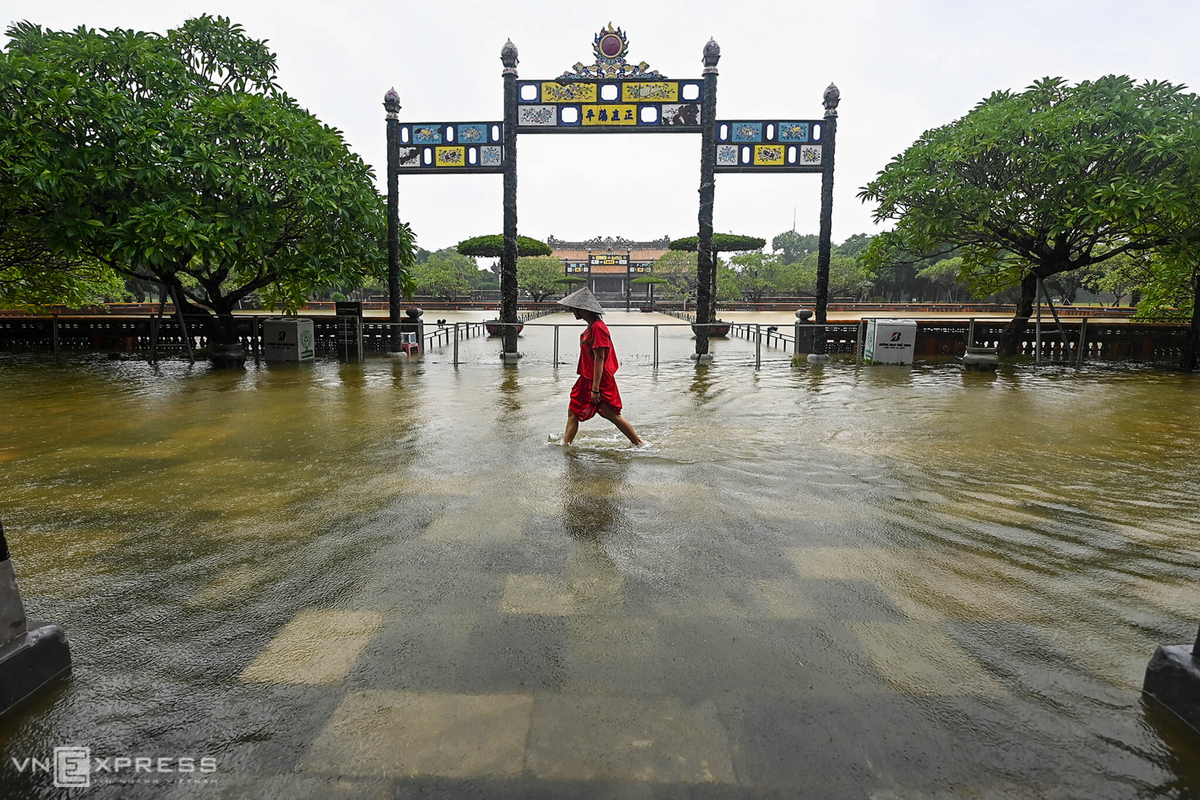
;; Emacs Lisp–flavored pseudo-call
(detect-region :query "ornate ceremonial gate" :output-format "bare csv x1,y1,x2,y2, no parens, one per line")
384,25,840,359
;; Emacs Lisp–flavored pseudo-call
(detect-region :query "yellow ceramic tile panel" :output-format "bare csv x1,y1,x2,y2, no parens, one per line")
754,144,786,166
622,82,678,102
540,82,597,103
435,147,465,167
581,105,638,126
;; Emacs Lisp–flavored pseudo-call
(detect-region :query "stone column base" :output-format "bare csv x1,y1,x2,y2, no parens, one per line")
0,622,71,716
1143,644,1200,735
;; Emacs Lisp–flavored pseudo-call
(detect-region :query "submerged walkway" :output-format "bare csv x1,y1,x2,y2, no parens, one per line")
0,348,1197,797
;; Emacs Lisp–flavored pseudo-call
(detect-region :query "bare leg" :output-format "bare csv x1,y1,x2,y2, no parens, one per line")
563,411,580,445
598,404,643,445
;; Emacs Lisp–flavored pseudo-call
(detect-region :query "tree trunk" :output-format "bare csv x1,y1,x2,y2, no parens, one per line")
207,299,246,368
1182,266,1200,373
998,272,1038,356
708,249,719,324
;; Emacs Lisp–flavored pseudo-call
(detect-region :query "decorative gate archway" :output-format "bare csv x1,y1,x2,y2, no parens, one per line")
385,25,839,360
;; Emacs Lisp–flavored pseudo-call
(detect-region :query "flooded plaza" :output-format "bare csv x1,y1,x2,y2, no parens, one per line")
0,309,1198,798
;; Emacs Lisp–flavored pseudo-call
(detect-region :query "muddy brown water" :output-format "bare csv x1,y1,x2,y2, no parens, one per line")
0,311,1197,797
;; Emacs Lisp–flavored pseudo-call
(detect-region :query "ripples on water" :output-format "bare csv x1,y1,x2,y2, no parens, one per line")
0,313,1197,796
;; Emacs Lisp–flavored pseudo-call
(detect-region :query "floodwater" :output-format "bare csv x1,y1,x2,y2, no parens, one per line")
0,310,1198,798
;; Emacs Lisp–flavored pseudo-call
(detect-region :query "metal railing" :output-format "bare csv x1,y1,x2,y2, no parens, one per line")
425,320,819,370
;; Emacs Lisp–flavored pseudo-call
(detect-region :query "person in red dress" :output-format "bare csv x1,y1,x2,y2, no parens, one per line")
557,287,643,446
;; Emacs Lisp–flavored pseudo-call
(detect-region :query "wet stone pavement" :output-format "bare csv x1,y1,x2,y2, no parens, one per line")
0,318,1198,798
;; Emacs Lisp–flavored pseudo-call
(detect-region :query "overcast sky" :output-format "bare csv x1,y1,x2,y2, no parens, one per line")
7,1,1200,254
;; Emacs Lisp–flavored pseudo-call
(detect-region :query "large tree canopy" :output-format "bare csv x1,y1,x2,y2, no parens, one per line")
670,234,766,255
411,248,484,302
456,235,551,258
516,256,564,302
0,16,408,341
671,234,765,321
859,76,1200,353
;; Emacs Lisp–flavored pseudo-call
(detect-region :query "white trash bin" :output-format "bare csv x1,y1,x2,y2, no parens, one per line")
864,319,917,365
263,318,315,362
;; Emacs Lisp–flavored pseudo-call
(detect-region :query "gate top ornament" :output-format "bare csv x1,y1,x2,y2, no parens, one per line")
558,23,665,81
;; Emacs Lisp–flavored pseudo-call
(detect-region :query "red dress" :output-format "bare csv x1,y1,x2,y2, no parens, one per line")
569,319,622,421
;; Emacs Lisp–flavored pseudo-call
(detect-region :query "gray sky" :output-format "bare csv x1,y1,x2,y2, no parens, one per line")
7,1,1200,253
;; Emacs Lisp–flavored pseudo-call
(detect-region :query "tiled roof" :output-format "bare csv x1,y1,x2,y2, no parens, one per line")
630,249,669,261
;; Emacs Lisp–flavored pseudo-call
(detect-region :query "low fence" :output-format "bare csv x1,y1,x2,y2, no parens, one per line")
0,312,1189,366
0,309,557,360
636,314,1190,364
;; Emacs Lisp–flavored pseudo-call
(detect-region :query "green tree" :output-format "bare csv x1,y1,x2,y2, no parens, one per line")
784,251,875,300
1095,250,1154,307
653,250,697,311
671,234,765,321
778,259,816,296
715,262,740,302
916,256,965,302
456,235,551,258
413,249,479,301
729,252,783,302
1132,245,1200,370
517,256,564,302
771,231,819,265
0,17,409,361
412,262,466,302
860,76,1200,354
836,233,874,259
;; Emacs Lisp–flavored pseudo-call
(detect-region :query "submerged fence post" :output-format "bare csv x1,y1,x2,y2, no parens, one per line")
856,319,865,365
52,315,60,360
553,325,559,368
453,322,459,366
170,286,195,365
653,325,659,370
252,316,261,366
755,324,762,370
1035,278,1043,365
967,318,975,348
1076,317,1088,368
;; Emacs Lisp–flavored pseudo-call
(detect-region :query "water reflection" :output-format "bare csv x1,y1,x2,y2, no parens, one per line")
688,364,715,404
561,449,630,540
497,366,522,415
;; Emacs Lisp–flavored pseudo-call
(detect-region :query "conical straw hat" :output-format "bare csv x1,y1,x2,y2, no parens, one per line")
556,286,605,315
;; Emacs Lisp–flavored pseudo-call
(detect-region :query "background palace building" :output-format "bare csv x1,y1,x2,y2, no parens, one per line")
547,235,671,304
